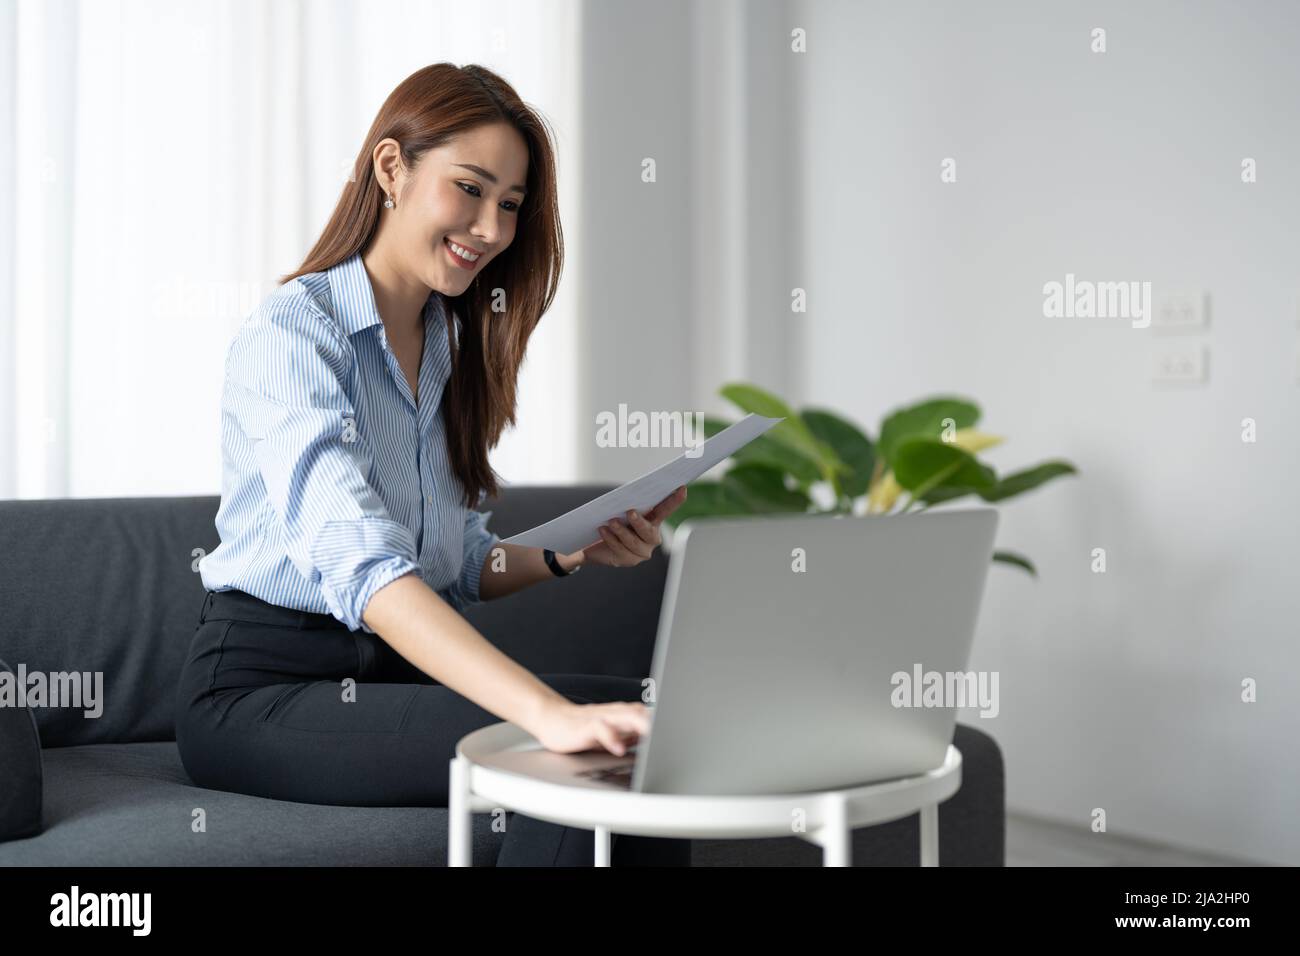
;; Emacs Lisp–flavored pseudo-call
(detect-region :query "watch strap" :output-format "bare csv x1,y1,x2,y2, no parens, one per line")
543,548,580,577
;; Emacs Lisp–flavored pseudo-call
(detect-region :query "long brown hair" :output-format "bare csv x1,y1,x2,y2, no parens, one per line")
279,63,563,509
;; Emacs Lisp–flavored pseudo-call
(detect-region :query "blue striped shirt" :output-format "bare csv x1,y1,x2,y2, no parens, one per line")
199,252,501,633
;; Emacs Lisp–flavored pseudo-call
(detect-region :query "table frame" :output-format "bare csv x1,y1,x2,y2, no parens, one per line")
449,722,962,867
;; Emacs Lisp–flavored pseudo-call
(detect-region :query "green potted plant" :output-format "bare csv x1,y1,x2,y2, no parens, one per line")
663,383,1078,576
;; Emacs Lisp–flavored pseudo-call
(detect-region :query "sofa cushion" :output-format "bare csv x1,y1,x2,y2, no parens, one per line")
0,741,505,866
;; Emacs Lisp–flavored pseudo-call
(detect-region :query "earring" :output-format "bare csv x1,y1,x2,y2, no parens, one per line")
384,194,394,209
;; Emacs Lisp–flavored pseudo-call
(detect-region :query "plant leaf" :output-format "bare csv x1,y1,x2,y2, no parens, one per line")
722,463,812,513
992,550,1036,576
978,460,1078,502
717,381,794,419
919,484,978,505
704,415,822,486
702,415,733,438
891,438,997,499
866,469,902,513
661,480,753,528
719,382,833,471
877,397,981,466
802,408,875,498
949,427,1005,455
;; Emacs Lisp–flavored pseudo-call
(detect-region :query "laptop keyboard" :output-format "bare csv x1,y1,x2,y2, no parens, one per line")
577,764,634,787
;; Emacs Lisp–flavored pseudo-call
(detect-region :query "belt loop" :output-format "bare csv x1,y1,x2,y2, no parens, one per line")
200,591,213,622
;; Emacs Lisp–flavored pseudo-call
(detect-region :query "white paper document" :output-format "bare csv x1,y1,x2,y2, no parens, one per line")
502,413,785,553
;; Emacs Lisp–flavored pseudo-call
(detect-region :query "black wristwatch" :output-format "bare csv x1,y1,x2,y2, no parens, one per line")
543,548,581,577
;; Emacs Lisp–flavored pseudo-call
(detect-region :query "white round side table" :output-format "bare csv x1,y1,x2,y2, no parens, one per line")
449,721,963,867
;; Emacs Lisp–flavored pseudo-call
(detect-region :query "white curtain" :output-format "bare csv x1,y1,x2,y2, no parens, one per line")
0,0,582,499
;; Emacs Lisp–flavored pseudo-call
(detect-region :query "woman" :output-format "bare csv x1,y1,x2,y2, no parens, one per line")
174,63,691,866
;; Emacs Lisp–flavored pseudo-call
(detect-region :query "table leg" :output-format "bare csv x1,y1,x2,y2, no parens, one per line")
821,792,851,867
919,803,939,866
594,826,611,867
448,756,472,867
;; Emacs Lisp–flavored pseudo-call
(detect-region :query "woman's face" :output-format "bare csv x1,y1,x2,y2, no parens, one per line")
377,122,529,297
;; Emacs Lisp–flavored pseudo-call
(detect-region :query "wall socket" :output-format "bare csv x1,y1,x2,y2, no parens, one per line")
1153,291,1210,332
1152,345,1208,384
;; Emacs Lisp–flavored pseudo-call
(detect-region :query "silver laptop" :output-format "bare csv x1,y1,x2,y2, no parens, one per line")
475,506,999,795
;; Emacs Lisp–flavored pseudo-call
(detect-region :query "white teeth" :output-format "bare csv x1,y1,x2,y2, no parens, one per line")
446,240,480,262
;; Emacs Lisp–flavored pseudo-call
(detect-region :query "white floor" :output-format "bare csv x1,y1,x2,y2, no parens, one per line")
1007,811,1267,866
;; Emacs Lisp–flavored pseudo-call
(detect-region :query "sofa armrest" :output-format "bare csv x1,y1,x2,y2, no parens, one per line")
0,658,44,841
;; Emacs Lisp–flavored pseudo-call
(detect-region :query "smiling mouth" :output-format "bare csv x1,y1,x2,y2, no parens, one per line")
443,238,481,268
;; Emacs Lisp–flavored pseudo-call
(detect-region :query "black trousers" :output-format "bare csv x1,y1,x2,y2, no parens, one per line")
173,588,691,867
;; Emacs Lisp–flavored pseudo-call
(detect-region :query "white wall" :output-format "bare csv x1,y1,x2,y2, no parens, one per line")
793,0,1300,863
577,0,802,481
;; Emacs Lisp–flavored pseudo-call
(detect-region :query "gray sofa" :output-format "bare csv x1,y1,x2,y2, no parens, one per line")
0,484,1005,866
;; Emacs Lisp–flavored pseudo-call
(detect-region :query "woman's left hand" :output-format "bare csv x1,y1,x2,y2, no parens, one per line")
560,485,688,570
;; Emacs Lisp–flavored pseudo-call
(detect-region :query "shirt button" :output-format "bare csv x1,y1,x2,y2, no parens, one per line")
426,493,434,505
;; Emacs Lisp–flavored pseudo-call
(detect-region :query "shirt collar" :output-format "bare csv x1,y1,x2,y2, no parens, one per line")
328,252,439,338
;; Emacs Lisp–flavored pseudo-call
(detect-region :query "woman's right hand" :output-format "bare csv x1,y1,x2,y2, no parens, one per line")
530,699,651,756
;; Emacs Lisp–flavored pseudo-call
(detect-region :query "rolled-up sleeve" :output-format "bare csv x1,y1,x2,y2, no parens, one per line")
226,299,421,632
439,500,502,613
